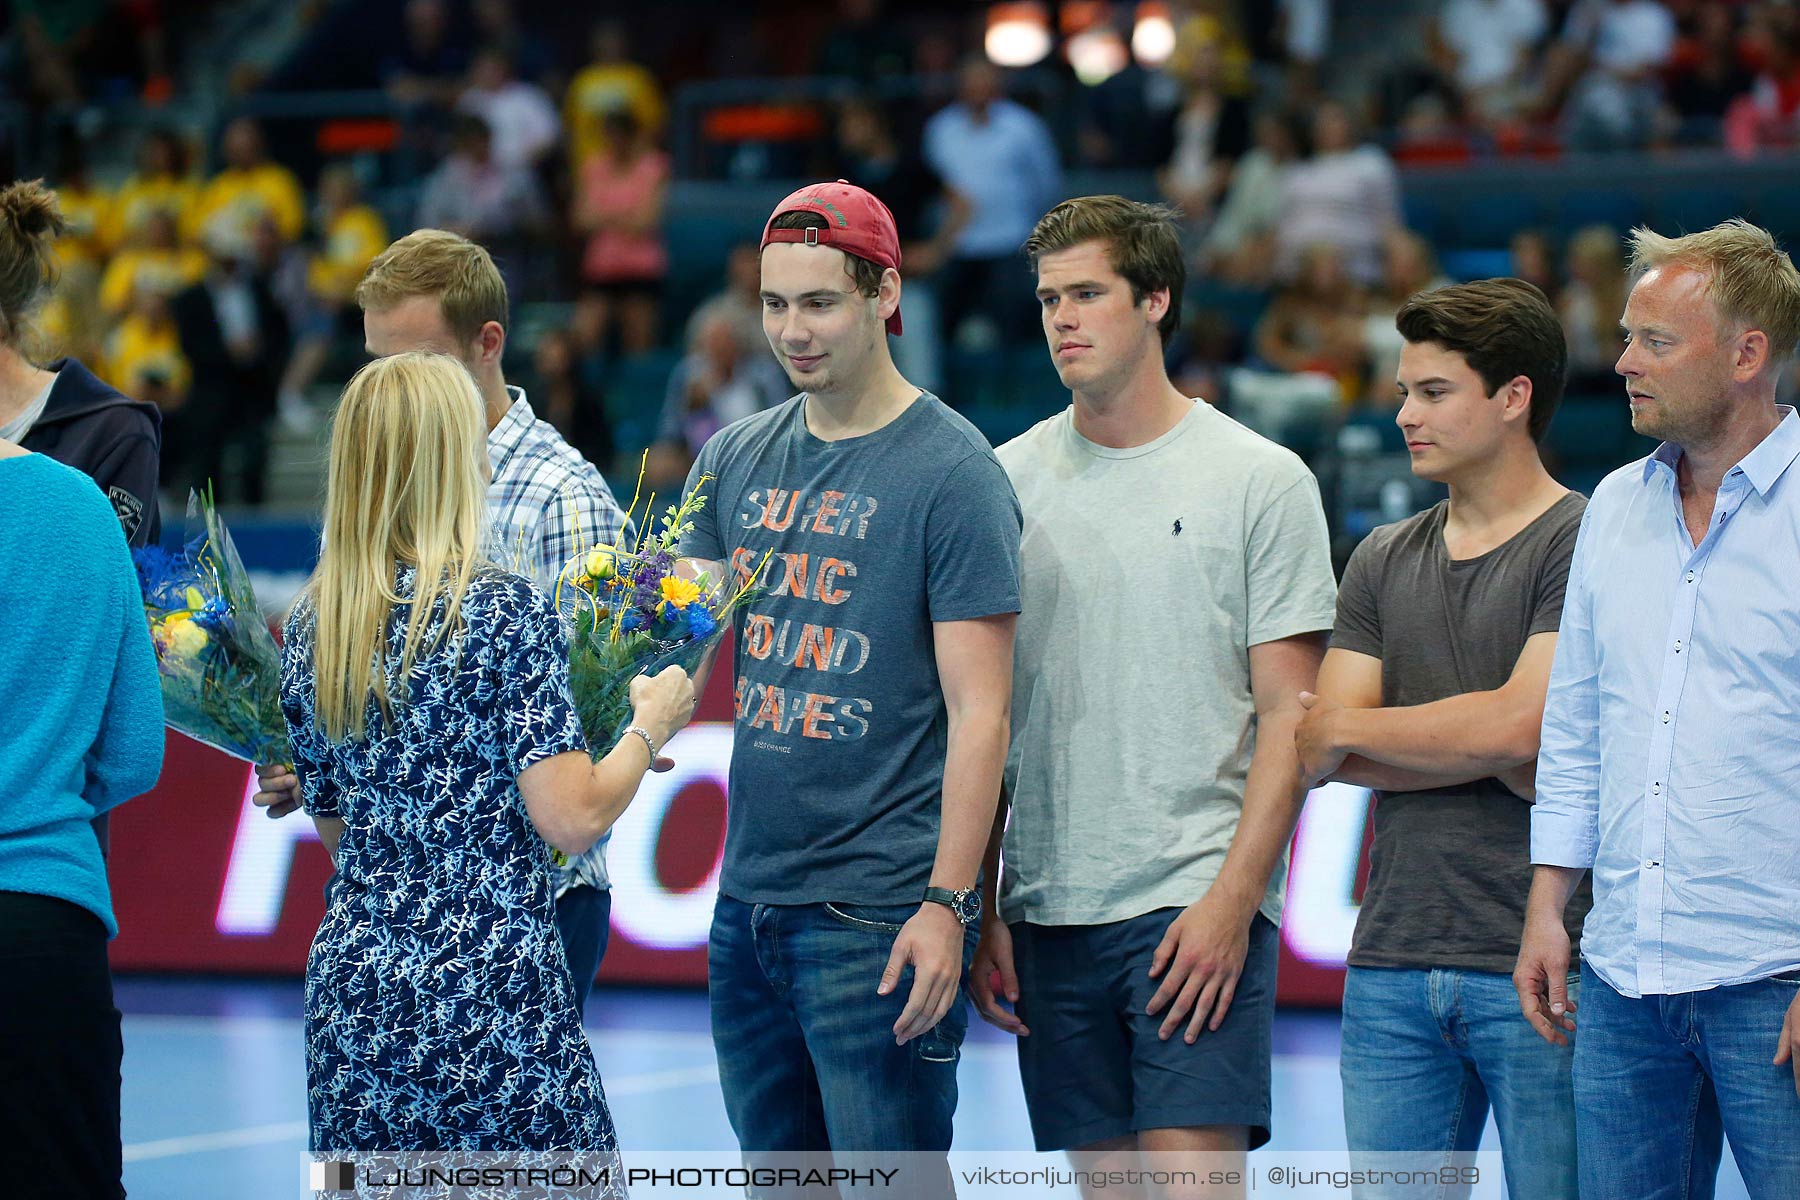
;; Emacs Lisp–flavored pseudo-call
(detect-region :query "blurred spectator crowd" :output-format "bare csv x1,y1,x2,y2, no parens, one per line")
4,0,1800,513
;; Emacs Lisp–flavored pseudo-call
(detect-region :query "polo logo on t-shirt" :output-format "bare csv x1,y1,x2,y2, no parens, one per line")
1172,518,1183,537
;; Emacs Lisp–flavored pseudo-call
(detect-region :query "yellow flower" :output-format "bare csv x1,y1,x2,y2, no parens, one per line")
183,586,206,611
659,575,701,609
584,548,616,581
160,612,209,657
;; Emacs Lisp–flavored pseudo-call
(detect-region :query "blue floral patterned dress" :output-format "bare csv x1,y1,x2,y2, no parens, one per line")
281,565,620,1172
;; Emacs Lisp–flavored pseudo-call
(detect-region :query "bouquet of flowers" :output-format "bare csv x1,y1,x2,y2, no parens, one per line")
536,480,760,871
132,489,290,764
555,475,766,762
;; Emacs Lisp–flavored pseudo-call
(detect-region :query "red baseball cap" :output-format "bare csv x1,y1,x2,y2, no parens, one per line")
761,180,904,335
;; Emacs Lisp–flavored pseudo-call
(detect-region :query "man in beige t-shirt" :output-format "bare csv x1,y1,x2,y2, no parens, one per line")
971,196,1335,1183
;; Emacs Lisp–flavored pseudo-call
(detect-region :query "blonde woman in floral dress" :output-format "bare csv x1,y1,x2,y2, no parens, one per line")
276,351,692,1165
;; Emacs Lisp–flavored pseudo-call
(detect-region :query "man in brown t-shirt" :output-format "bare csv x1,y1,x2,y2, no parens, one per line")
1294,278,1591,1199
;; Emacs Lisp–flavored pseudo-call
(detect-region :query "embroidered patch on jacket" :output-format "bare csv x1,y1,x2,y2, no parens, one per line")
109,486,145,541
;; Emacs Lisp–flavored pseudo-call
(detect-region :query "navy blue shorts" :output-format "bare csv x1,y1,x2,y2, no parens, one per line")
1011,908,1278,1151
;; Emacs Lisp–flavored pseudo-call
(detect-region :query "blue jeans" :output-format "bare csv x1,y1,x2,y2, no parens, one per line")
709,896,976,1195
1340,966,1578,1199
1574,962,1800,1200
554,885,611,1011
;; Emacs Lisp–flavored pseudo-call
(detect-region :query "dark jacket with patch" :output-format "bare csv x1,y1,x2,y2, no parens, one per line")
22,358,162,548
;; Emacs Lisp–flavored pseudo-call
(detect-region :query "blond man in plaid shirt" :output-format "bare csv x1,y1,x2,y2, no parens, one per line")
255,230,631,1008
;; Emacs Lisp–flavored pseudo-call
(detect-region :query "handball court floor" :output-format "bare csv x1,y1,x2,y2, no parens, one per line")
118,977,1756,1199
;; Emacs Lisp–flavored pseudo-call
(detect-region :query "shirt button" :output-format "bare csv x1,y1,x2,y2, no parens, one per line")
1686,571,1696,583
1675,640,1682,652
1647,860,1661,869
1653,782,1662,795
1662,711,1671,723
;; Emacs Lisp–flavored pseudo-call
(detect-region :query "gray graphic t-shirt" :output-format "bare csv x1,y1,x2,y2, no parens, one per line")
680,392,1022,906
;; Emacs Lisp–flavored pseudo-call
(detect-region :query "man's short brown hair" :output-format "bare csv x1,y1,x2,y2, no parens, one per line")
1396,278,1568,442
356,229,508,343
1023,195,1185,346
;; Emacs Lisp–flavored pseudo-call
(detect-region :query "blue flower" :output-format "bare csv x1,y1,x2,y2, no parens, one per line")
132,544,193,606
192,595,232,636
686,606,717,639
621,612,646,634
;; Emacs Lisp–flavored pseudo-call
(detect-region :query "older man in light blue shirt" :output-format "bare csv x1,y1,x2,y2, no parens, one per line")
1517,220,1800,1200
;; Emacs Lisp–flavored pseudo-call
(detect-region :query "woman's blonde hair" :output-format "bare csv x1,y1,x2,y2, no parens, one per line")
309,351,489,741
1568,223,1629,357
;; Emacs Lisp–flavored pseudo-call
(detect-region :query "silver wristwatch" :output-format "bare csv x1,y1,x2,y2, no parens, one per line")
922,885,981,927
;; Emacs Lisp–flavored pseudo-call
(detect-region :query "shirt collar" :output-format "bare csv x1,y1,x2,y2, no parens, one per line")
487,385,532,477
1736,405,1800,495
1640,405,1800,496
1642,439,1682,482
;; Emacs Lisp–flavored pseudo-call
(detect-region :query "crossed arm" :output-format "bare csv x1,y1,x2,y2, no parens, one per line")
1296,632,1559,798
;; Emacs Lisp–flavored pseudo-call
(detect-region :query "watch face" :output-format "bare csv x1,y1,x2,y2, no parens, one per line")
927,887,981,925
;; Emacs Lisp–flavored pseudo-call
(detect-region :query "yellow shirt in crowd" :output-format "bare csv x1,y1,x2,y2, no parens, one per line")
104,314,192,400
38,292,84,361
563,63,665,170
53,183,113,272
307,205,389,304
99,247,208,316
189,163,306,244
104,174,202,250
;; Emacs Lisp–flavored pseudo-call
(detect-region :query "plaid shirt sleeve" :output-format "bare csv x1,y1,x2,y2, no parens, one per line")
532,470,632,588
488,410,633,591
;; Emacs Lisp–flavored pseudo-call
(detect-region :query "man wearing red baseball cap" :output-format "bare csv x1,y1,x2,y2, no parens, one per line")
675,180,1022,1182
757,179,906,331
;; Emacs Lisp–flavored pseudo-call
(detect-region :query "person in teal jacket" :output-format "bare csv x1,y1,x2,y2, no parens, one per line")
0,437,164,1199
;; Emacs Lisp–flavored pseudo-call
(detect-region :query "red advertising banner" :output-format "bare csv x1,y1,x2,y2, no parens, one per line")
108,642,1371,1005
